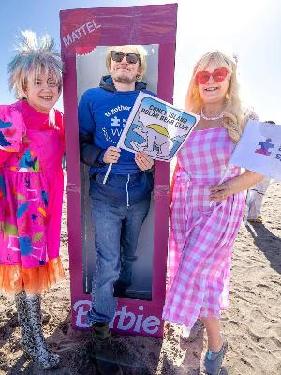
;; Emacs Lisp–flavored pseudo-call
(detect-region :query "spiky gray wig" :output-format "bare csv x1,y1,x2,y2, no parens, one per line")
8,30,63,99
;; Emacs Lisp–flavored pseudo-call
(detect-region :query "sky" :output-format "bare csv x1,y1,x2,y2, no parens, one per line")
1,0,281,123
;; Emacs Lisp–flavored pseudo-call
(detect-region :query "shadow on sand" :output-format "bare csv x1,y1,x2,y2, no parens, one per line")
245,221,281,274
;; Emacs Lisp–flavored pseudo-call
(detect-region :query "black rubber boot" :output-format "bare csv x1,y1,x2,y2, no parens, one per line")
93,323,123,375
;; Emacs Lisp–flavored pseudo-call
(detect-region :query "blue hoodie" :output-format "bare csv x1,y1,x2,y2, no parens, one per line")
79,75,154,175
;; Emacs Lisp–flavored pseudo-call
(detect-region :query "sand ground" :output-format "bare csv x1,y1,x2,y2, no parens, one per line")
0,183,280,375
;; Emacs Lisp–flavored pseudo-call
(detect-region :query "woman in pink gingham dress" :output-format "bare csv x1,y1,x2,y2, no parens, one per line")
162,51,263,375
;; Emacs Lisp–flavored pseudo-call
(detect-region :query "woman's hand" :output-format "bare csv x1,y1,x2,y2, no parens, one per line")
135,152,154,171
209,181,233,202
103,146,121,164
210,170,264,202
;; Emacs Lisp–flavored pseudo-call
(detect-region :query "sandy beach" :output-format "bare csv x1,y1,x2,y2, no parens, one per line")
0,182,280,375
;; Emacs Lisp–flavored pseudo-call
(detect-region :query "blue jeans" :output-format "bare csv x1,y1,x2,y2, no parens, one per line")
88,172,152,324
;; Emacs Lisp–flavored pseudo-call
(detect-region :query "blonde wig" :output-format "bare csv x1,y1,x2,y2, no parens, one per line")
8,30,63,99
185,51,244,143
106,45,147,81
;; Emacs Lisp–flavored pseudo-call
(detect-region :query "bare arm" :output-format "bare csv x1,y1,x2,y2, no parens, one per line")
210,170,264,202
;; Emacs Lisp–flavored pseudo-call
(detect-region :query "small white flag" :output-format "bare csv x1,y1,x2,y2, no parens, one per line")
230,120,281,181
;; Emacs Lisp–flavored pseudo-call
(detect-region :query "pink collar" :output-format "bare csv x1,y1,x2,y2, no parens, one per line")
20,99,51,130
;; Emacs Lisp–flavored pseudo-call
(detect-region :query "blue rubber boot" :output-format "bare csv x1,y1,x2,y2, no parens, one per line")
203,341,228,375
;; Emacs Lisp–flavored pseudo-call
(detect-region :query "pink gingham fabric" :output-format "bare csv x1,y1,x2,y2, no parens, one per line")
163,127,245,330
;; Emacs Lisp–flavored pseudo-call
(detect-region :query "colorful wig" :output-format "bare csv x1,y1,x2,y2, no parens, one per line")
105,45,147,81
185,51,245,142
8,30,63,99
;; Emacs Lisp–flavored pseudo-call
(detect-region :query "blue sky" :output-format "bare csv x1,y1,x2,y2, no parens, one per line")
1,0,281,123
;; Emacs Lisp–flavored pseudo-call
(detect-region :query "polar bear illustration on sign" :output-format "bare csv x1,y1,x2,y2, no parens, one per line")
127,122,188,160
129,123,171,158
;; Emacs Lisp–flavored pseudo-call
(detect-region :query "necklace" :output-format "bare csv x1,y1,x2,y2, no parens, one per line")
200,109,224,121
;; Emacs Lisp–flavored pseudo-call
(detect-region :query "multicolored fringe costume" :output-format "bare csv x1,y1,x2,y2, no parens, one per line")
0,99,65,294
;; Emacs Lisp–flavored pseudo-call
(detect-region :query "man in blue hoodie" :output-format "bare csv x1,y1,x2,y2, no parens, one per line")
79,45,154,374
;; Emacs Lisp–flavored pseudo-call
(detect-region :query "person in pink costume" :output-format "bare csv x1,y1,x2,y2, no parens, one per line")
0,31,64,369
162,51,263,375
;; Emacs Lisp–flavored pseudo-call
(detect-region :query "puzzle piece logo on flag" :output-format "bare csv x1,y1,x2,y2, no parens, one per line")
255,138,275,156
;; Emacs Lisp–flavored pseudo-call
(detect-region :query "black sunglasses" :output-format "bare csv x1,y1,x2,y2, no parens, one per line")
110,51,140,64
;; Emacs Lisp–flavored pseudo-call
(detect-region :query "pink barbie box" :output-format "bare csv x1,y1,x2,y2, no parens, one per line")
60,3,177,338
